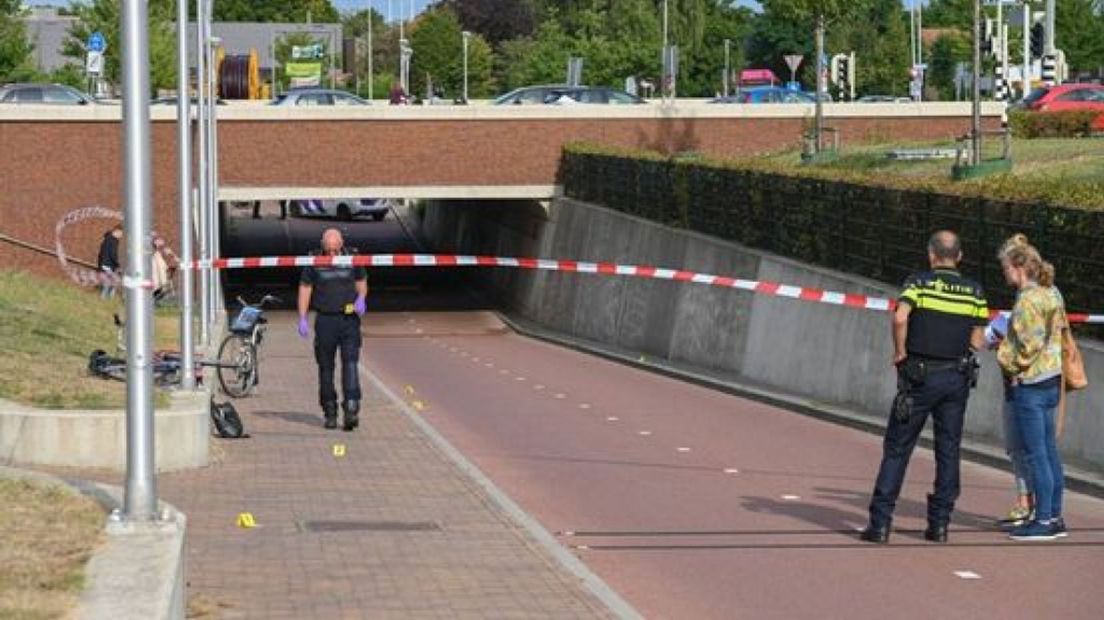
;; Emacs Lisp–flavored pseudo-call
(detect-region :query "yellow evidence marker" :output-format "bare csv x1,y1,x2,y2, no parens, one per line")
333,443,347,458
236,512,257,529
404,385,416,396
411,400,426,412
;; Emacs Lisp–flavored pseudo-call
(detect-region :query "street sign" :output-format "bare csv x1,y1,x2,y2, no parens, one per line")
86,51,104,76
291,44,324,60
783,54,803,74
88,32,106,54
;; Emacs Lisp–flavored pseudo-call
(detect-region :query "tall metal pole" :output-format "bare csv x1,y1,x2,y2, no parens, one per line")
815,14,825,152
1044,0,1056,56
120,0,157,521
462,31,470,102
723,38,730,97
368,1,374,100
662,0,669,100
205,7,221,325
176,0,195,390
1023,2,1030,99
909,0,916,68
916,1,923,69
972,0,982,166
195,0,210,347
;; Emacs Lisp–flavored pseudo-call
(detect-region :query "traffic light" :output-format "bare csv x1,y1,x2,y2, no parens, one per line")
981,18,994,56
838,56,850,89
1030,22,1045,58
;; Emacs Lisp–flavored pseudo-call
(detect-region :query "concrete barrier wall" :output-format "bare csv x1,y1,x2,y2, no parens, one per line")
423,198,1104,475
0,390,209,472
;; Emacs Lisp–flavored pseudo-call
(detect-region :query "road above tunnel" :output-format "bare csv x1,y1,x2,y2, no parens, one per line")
361,310,1104,620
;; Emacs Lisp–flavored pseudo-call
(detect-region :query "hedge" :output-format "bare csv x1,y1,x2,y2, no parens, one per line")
1008,110,1101,139
561,143,1104,316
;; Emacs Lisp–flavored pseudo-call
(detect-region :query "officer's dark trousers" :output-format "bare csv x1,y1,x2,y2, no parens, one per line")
313,314,362,406
869,368,969,528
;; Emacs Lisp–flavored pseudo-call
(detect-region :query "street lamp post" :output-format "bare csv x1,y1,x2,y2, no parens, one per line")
120,0,157,520
462,30,471,103
195,0,210,347
176,0,194,390
662,0,669,100
723,38,731,97
367,1,374,100
972,0,981,166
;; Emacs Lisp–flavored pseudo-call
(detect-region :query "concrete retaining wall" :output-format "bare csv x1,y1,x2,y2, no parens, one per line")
423,198,1104,476
0,390,210,472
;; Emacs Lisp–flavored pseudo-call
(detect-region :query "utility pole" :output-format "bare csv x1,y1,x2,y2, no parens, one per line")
1023,2,1030,98
175,0,194,390
462,30,471,103
195,0,210,347
120,0,157,520
972,0,981,166
815,14,825,152
723,38,731,97
662,0,669,100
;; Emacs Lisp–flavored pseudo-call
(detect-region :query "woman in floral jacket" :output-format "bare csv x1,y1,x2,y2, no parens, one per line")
997,236,1067,541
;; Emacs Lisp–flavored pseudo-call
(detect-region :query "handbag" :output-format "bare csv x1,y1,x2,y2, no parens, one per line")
1060,308,1088,391
210,399,247,439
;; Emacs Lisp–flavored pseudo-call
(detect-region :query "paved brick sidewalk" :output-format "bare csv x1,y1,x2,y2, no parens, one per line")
158,319,616,619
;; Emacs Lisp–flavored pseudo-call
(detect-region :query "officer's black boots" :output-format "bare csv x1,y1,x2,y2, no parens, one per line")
859,522,891,544
322,401,338,429
342,399,360,432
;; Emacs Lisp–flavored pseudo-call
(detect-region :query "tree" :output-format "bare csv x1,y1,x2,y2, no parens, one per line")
921,0,973,29
826,0,910,97
409,7,495,99
927,31,971,100
192,0,340,23
0,0,39,83
1055,0,1104,76
62,0,177,94
445,0,539,45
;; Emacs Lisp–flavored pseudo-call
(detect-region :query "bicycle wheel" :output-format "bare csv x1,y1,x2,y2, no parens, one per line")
217,334,257,398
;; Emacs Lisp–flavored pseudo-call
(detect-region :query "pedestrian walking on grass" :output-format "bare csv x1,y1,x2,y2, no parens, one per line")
96,225,122,299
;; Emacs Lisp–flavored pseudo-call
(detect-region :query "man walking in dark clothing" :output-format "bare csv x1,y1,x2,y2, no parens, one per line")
297,228,368,430
96,225,123,299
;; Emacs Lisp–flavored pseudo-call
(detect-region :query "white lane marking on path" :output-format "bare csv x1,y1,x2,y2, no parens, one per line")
638,431,652,436
606,416,619,422
485,362,494,368
780,494,801,501
534,384,545,390
579,403,591,409
676,447,691,453
515,376,526,382
954,571,982,580
723,468,739,474
554,393,566,399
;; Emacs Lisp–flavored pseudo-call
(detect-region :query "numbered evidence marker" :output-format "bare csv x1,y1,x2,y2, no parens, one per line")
411,400,426,411
236,512,257,529
404,385,416,396
333,443,347,458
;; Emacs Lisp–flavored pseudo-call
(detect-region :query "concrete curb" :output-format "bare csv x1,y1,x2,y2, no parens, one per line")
494,311,1104,500
0,466,187,620
361,364,644,620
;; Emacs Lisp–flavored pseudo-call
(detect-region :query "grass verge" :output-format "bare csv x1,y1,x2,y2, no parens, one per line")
0,479,104,620
0,270,180,409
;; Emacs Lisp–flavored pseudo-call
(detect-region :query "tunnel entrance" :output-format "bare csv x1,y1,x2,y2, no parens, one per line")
219,199,490,313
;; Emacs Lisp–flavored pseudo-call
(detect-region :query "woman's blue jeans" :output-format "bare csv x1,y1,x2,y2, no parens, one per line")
1010,377,1063,521
1001,399,1032,497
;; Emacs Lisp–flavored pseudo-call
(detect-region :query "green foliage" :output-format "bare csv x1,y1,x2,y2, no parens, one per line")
62,0,177,94
0,1,40,83
928,32,971,101
194,0,339,23
409,7,495,99
1008,110,1101,139
49,63,87,89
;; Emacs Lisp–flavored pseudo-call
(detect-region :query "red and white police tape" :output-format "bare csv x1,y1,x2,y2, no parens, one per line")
192,253,1104,325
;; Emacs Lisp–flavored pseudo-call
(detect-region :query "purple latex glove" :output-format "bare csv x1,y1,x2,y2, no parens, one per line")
297,315,310,339
353,295,367,316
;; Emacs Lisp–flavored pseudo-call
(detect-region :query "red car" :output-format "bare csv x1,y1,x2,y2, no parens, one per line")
1022,83,1104,130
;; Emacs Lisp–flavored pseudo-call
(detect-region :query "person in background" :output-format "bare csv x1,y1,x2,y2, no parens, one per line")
96,225,122,299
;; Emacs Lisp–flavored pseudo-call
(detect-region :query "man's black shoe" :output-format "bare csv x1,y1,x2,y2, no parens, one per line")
342,399,360,432
860,524,890,544
322,401,338,430
924,524,949,543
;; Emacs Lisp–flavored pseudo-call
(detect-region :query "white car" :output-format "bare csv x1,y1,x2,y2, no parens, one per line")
291,198,391,221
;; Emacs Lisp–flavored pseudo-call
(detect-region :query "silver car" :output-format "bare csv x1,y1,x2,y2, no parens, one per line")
0,83,95,105
272,89,370,106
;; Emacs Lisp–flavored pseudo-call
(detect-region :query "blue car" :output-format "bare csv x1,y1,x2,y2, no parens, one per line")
711,87,827,104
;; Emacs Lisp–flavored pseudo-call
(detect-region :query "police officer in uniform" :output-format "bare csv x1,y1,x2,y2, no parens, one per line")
861,230,989,544
298,229,368,431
